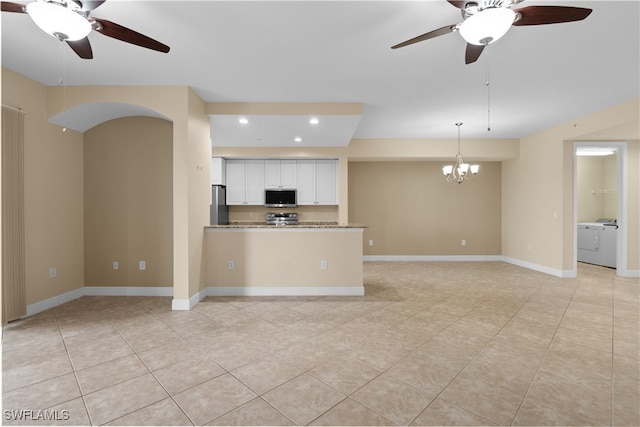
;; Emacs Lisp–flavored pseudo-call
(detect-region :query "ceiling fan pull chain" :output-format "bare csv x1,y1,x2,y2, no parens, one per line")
485,45,491,132
59,40,67,132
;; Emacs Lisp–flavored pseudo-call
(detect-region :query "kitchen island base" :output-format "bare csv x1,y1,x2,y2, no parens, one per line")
202,225,364,298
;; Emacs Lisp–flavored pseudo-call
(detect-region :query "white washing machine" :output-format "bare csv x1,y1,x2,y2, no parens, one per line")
577,219,617,268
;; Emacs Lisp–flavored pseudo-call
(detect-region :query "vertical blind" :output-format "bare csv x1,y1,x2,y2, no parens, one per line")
2,105,26,324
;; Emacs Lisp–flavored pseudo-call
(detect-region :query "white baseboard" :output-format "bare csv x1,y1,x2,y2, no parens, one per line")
170,285,364,310
26,287,85,317
172,290,206,311
26,286,172,317
363,255,574,278
363,255,503,262
84,286,173,297
611,268,639,278
205,286,365,297
623,270,640,278
502,257,571,278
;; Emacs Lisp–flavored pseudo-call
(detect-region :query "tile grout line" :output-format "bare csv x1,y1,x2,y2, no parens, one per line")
508,277,581,426
56,311,95,426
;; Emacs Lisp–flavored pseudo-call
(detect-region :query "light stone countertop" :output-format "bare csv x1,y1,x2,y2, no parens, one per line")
205,222,366,229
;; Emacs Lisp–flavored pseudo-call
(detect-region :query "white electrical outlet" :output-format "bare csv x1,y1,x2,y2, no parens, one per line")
461,240,466,247
368,240,374,246
49,267,57,278
113,261,119,270
139,261,146,270
320,260,328,270
228,260,235,270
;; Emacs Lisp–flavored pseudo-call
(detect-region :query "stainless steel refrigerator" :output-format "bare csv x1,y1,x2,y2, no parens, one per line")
210,185,229,225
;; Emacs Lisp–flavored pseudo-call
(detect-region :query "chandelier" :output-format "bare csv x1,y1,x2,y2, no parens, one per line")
442,123,479,184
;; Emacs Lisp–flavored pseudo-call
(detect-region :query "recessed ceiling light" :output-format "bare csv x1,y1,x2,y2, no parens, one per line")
294,137,302,143
309,118,319,125
238,118,249,125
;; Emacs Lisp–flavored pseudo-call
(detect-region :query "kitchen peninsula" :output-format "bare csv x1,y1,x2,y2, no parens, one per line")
203,223,365,296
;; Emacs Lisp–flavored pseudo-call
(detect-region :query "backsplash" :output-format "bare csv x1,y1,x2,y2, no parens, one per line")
229,205,339,223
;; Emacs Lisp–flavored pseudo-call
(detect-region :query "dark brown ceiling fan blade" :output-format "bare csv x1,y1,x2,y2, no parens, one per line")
93,18,170,53
1,1,26,13
66,37,93,59
80,1,106,11
391,24,456,49
513,5,592,26
465,43,484,64
447,1,466,9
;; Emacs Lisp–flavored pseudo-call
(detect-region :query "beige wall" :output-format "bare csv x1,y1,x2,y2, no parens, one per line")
577,155,617,223
186,90,212,297
45,84,211,304
204,229,363,287
84,117,173,287
348,161,501,256
2,68,85,305
504,97,639,274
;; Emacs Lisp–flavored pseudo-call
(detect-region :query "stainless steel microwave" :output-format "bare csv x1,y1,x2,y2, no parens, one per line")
265,189,297,208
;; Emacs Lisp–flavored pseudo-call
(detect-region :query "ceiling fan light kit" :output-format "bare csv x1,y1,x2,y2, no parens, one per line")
26,0,90,41
459,7,515,45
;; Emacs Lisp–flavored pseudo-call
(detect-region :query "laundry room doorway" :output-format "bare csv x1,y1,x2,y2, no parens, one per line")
574,141,628,276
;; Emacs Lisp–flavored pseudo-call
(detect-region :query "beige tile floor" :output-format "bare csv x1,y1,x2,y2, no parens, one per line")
2,261,639,426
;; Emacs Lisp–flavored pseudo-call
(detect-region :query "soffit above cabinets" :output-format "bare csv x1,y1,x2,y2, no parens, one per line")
209,114,362,147
208,103,363,148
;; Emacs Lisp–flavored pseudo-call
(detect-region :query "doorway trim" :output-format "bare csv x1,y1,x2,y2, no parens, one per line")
573,140,628,276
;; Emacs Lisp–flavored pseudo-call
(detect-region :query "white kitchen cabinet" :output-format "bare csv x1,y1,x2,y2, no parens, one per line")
296,159,337,205
210,157,226,185
245,160,265,204
226,160,265,205
281,160,297,188
315,160,337,204
265,160,297,188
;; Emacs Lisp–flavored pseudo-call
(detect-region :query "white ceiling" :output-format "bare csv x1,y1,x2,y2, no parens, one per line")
2,0,639,143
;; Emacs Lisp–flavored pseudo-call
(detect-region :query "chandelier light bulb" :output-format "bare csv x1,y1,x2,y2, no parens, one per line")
26,1,91,41
459,7,515,46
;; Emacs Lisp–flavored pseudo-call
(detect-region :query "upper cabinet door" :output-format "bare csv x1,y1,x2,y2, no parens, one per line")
265,160,297,189
315,160,337,205
225,160,246,205
210,157,226,185
226,159,265,205
280,160,297,188
295,159,337,205
264,160,282,189
244,160,265,204
295,160,316,205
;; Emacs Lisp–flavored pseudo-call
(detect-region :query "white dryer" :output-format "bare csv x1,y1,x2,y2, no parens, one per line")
577,219,617,268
